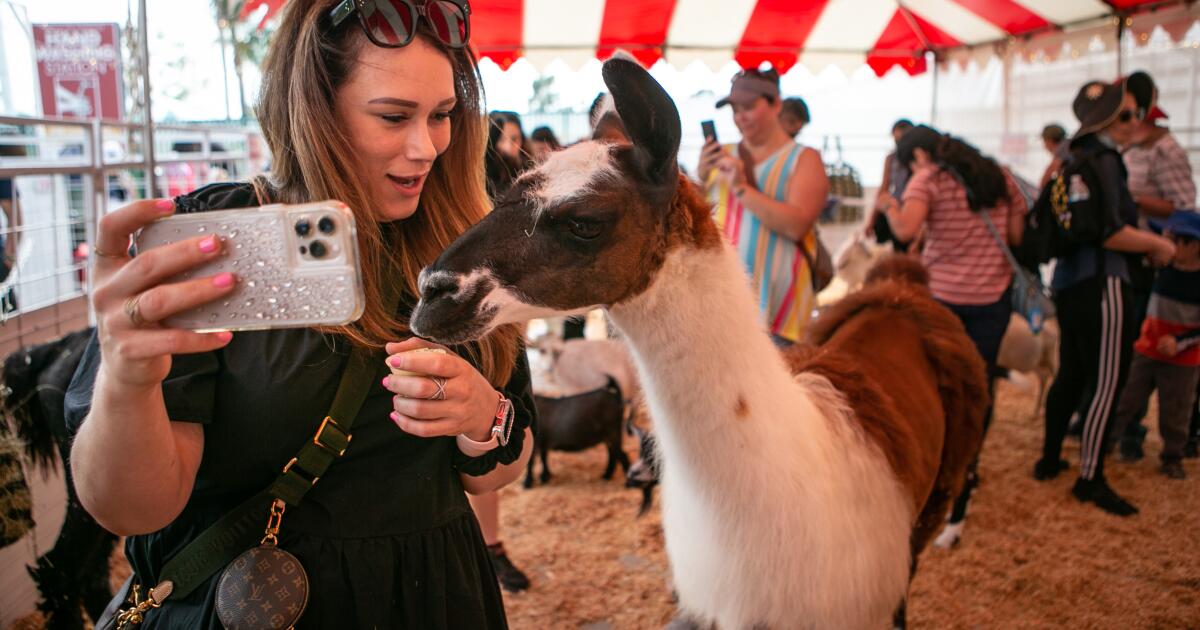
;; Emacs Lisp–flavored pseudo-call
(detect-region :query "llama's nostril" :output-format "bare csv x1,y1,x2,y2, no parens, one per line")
421,272,461,303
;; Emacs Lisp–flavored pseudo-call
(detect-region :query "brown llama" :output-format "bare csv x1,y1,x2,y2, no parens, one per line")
410,58,987,629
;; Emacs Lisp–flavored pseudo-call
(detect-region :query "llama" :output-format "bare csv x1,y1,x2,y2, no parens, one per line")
410,58,987,629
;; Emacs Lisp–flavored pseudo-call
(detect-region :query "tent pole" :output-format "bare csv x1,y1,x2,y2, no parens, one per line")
139,0,157,198
1116,15,1125,76
930,51,939,126
1002,48,1011,138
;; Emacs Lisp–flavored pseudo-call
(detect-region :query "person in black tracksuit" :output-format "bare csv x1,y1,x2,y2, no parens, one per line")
1034,79,1178,516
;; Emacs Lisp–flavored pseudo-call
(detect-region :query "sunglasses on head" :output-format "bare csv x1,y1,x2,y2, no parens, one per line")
329,0,470,49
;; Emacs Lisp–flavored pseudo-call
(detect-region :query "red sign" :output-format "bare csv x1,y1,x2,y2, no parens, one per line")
33,23,124,121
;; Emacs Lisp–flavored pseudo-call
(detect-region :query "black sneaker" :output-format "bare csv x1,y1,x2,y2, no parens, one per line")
1184,440,1199,459
487,543,531,592
1071,478,1139,516
1032,458,1069,481
1161,460,1186,480
1118,439,1145,462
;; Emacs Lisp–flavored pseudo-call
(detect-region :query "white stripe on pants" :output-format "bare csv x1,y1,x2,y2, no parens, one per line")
1080,276,1124,480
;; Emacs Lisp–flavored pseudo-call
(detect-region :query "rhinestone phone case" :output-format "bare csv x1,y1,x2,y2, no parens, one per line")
134,200,365,332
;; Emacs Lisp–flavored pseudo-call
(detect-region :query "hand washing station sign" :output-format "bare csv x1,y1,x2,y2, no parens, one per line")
33,23,124,121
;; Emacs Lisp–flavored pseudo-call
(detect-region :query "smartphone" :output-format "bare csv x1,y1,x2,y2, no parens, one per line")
700,120,718,144
134,200,365,332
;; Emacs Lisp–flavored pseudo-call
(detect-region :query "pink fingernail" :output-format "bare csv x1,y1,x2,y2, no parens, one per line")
199,236,218,253
389,357,402,367
156,199,174,213
389,412,401,424
213,272,235,288
381,376,390,388
214,331,233,343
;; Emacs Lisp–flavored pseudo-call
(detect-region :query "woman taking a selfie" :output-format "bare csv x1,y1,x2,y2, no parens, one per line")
65,1,533,627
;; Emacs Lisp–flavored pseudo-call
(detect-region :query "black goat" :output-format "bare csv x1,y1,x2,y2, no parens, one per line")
625,421,661,517
526,378,628,488
2,328,118,630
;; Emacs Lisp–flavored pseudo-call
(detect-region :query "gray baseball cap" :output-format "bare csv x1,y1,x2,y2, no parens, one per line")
716,71,780,108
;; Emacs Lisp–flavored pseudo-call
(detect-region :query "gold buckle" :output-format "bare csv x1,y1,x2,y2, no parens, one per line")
282,458,319,486
262,499,286,546
313,416,352,456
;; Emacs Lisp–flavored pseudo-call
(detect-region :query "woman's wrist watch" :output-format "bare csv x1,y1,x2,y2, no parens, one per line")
455,392,515,457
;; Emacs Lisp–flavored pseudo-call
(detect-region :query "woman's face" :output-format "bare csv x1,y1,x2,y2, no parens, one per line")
779,112,804,138
498,121,523,159
1103,93,1140,146
732,97,781,143
335,37,455,222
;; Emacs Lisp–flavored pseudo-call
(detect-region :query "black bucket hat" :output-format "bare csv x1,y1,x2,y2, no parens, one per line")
1072,79,1127,138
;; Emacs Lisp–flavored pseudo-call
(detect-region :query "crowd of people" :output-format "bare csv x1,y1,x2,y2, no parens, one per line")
693,65,1196,518
51,0,1197,626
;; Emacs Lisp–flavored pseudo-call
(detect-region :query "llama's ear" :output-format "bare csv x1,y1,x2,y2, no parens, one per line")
601,57,681,188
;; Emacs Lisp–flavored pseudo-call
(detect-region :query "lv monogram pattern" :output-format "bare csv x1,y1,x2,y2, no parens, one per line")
216,546,308,629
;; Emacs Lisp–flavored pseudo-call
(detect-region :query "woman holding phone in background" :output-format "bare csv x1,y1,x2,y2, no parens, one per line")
697,69,830,347
65,1,534,627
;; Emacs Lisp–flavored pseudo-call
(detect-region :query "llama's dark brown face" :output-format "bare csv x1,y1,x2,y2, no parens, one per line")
411,58,683,344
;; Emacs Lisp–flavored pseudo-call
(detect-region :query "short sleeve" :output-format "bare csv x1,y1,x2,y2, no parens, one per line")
1004,172,1028,218
902,168,933,206
64,330,222,437
453,347,537,477
1157,140,1197,210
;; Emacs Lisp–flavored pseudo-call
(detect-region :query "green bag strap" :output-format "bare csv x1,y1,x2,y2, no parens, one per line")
152,276,403,602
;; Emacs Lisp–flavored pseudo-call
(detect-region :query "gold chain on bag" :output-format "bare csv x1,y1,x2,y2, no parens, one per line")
114,582,172,629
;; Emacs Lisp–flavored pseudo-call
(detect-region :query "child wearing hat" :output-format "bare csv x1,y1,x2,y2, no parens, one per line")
1110,211,1200,479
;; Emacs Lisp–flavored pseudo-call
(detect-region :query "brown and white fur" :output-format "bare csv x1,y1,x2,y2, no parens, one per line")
411,59,987,629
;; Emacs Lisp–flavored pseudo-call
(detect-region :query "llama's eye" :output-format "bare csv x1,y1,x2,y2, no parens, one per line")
567,218,603,240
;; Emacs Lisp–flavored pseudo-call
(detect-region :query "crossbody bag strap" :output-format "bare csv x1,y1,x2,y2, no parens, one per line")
977,209,1026,276
152,277,402,602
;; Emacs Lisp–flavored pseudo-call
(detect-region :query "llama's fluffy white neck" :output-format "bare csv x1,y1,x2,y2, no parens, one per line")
607,242,914,628
609,242,797,435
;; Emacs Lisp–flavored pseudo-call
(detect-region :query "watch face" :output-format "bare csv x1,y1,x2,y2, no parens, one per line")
492,399,514,446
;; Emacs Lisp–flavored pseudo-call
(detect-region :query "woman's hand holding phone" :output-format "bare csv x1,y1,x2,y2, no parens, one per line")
698,139,726,184
91,199,237,392
383,338,499,443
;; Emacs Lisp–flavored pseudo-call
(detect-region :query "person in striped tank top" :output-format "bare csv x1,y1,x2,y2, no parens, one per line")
697,69,830,347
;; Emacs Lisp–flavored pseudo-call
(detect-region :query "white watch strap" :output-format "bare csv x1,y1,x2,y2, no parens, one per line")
456,431,499,457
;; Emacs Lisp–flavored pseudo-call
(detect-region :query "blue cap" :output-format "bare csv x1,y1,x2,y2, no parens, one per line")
1149,210,1200,240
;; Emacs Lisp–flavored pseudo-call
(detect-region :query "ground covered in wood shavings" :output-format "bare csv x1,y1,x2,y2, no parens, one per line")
11,381,1199,630
498,380,1199,629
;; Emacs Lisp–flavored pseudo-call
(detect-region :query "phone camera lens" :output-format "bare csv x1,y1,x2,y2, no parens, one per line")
295,219,312,236
317,216,336,234
309,240,328,259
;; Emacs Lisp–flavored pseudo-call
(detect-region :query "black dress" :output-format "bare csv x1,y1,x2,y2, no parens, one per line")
64,183,534,629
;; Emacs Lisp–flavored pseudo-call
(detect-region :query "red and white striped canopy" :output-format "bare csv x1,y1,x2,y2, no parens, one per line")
239,1,1189,75
469,0,1177,75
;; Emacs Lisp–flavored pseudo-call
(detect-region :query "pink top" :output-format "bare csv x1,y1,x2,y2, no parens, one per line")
903,167,1028,305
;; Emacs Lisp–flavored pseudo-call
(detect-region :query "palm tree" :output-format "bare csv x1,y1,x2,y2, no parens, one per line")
211,0,275,121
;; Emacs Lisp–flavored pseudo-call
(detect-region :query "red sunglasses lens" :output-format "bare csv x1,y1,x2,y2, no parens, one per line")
363,0,416,45
426,1,468,47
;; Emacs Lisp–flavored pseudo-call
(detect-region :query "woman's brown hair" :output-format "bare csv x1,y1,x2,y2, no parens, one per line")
255,0,521,385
